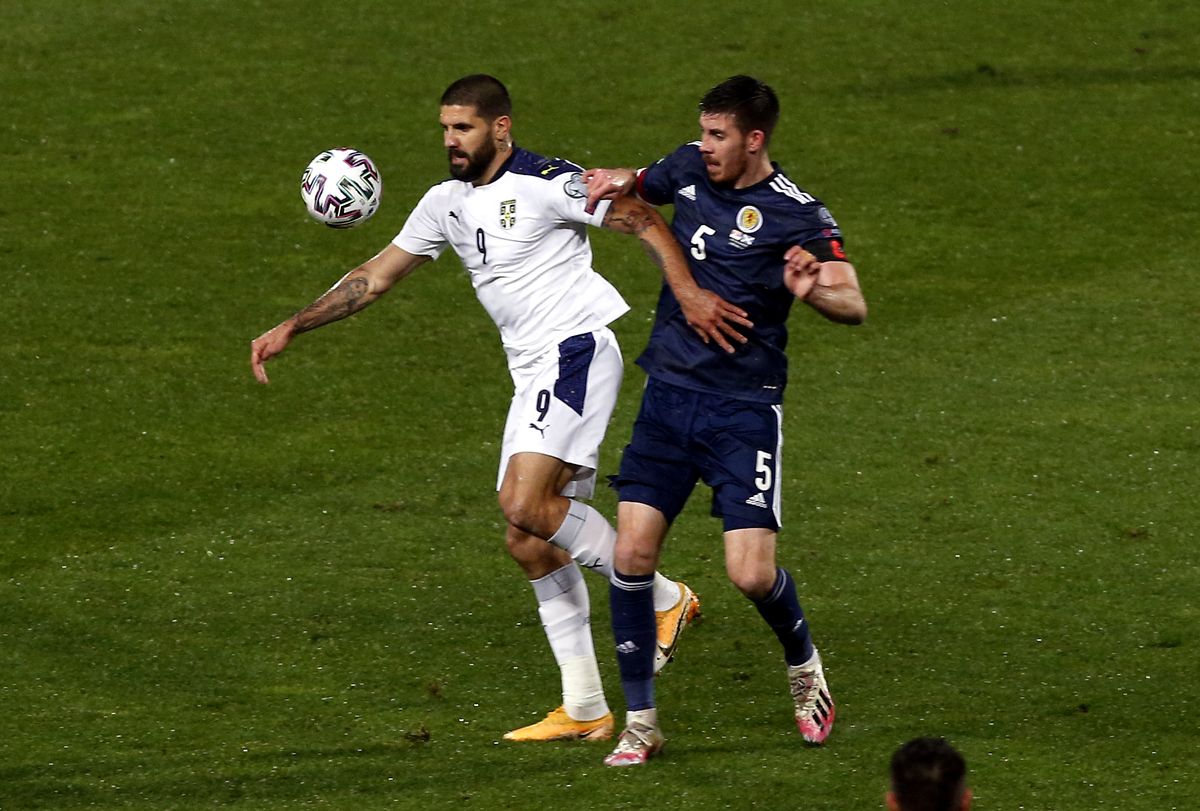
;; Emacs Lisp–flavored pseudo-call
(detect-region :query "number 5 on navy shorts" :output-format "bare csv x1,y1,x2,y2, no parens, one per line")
613,378,783,531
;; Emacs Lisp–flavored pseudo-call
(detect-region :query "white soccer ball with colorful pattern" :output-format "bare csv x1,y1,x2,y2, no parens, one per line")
300,148,382,228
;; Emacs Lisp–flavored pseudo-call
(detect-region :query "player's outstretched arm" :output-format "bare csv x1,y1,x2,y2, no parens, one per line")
602,196,754,353
250,245,429,384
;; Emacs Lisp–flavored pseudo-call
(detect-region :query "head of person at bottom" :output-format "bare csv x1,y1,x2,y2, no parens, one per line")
887,737,972,811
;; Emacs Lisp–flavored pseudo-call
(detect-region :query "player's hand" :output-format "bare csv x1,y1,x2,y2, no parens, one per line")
250,322,294,385
782,246,821,300
675,287,754,354
581,168,635,214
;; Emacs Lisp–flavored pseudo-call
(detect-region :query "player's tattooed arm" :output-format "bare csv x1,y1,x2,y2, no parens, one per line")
292,273,371,333
293,244,432,332
600,196,658,237
602,197,753,353
250,245,429,384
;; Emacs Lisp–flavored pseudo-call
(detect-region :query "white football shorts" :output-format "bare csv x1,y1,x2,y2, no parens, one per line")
497,327,623,499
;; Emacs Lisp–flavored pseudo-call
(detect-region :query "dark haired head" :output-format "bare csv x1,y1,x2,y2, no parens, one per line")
699,75,780,144
890,738,968,811
441,74,512,122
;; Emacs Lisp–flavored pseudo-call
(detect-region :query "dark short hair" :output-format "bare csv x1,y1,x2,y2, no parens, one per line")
699,75,780,143
440,74,512,121
890,737,968,811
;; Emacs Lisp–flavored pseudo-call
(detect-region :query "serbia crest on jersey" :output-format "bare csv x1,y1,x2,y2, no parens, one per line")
393,147,628,370
634,142,847,404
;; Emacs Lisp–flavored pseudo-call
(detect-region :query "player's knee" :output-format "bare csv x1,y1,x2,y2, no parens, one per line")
504,525,534,560
497,489,530,530
498,489,547,536
505,526,570,577
614,539,657,576
728,567,775,601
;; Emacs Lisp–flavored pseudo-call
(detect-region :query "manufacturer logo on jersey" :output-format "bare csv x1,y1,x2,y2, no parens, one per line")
563,172,587,199
540,163,560,176
736,205,763,233
744,492,769,509
679,184,697,201
499,199,517,229
728,229,756,249
529,422,548,438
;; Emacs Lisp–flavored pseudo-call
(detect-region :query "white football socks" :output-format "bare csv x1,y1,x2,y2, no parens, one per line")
549,500,615,578
530,562,609,722
549,500,685,612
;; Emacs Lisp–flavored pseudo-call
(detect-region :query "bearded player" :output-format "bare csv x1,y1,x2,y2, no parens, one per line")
251,74,753,742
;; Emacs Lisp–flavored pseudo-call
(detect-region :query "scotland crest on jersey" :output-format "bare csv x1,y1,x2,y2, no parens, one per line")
736,205,763,233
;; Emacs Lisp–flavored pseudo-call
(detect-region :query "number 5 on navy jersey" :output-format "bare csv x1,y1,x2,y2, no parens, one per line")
689,225,716,260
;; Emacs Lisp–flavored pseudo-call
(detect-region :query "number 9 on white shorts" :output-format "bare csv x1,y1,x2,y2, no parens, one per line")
496,327,623,499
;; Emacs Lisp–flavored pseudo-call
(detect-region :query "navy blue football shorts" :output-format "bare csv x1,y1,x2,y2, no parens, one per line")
612,377,783,532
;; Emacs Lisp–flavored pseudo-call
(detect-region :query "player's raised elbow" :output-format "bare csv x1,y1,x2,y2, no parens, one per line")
840,297,868,325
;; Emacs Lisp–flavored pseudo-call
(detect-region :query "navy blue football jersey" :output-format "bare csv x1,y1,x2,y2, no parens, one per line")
635,142,846,404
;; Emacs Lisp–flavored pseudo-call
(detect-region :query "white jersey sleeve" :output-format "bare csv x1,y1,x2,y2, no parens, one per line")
392,184,449,260
542,170,612,227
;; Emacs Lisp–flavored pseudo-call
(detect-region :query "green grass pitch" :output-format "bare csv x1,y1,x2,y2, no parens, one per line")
1,1,1197,808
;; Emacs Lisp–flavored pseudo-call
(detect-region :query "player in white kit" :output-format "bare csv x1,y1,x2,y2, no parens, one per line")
250,75,751,741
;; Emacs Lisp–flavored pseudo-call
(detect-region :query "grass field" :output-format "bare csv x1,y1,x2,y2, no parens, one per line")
2,1,1198,808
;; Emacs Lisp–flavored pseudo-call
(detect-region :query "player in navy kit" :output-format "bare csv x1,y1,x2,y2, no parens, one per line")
582,75,867,766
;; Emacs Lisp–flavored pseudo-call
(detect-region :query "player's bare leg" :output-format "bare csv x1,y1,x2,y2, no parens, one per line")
503,530,614,740
723,527,779,600
725,528,834,745
501,456,611,740
497,452,576,542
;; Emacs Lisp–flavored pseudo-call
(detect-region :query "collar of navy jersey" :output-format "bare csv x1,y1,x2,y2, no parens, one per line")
466,146,571,186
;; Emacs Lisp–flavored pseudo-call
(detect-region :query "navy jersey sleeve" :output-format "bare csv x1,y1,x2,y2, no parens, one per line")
636,143,697,207
791,202,848,261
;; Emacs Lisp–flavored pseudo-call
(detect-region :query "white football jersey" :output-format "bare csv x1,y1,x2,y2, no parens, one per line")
393,147,628,370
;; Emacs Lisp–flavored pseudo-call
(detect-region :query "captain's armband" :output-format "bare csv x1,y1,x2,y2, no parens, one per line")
803,238,849,263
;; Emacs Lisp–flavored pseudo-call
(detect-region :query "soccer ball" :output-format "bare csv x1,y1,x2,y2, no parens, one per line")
300,148,383,228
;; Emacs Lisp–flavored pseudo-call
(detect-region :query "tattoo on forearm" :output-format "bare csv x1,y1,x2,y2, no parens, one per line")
640,240,665,269
603,207,655,236
294,276,370,332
